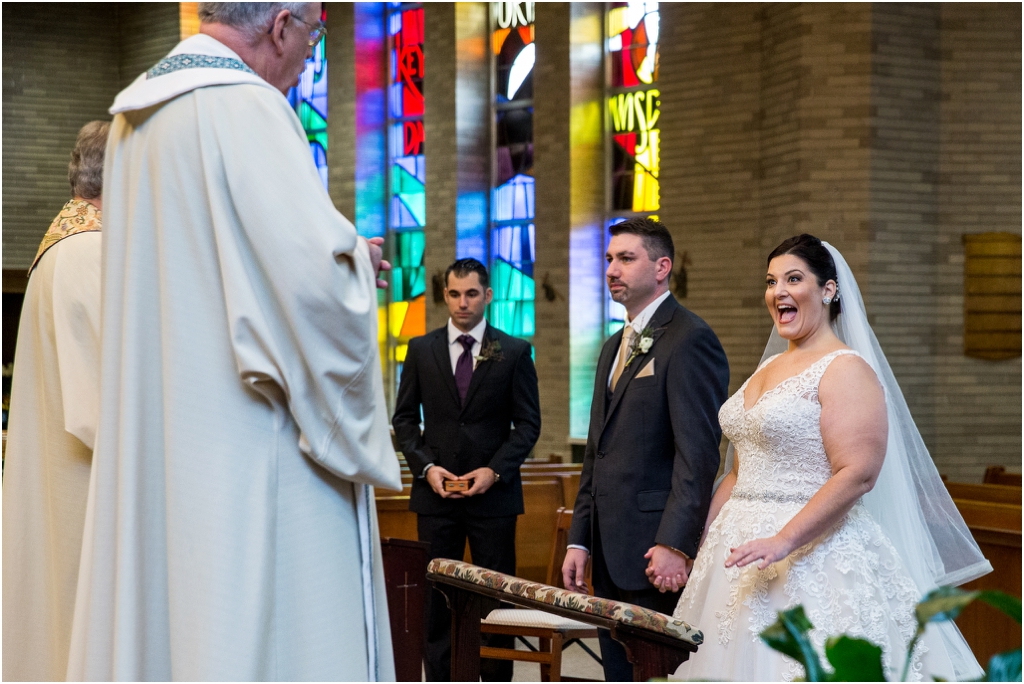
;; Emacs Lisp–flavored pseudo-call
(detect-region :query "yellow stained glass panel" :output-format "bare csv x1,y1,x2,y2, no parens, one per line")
388,300,410,338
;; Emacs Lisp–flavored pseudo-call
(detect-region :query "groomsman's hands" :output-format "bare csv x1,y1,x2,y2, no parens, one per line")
461,467,497,496
426,465,465,499
562,548,590,594
644,544,693,593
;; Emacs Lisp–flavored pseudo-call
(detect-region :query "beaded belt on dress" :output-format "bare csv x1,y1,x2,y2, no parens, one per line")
730,489,812,504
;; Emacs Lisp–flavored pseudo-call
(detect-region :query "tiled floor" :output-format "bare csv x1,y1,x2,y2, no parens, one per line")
511,637,605,681
414,636,606,681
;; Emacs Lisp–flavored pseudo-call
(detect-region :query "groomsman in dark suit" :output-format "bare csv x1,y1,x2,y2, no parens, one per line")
562,218,729,681
393,258,541,682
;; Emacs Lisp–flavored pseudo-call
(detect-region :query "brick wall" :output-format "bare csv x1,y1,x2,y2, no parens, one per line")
533,3,572,461
118,3,180,87
934,3,1021,480
325,2,356,219
658,2,1021,479
868,3,943,464
424,2,460,332
3,4,120,270
6,3,1016,477
2,3,180,271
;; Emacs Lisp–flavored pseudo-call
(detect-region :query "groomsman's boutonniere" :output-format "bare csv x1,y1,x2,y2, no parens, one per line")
624,325,658,368
474,339,504,364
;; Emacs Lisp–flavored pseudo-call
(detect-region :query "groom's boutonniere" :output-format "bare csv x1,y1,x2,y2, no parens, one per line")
624,325,658,368
474,338,504,364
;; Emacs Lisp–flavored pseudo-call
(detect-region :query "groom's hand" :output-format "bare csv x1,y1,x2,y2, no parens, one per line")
562,548,590,594
644,544,692,593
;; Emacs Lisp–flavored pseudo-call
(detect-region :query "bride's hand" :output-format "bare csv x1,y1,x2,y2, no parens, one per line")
726,535,793,570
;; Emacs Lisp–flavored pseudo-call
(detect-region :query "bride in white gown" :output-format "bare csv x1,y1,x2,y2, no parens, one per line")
672,235,991,682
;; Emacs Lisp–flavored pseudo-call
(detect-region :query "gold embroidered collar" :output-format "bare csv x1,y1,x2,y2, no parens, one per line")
29,199,102,275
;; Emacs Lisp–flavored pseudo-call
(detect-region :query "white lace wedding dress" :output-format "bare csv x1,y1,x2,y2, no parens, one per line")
673,350,938,682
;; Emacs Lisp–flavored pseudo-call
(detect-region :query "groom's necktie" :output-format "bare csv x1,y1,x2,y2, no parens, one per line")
454,334,475,405
609,327,635,392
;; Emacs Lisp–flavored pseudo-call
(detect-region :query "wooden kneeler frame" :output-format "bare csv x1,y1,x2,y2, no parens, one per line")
427,559,701,682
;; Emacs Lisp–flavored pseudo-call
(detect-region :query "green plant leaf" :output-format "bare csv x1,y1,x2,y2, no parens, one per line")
976,591,1023,626
915,586,979,627
824,635,885,682
760,606,826,682
985,649,1022,682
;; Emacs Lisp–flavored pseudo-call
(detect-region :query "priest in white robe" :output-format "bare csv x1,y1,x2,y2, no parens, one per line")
3,121,109,682
67,4,402,680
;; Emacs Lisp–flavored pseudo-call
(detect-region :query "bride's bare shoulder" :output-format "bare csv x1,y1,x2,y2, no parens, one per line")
819,351,883,403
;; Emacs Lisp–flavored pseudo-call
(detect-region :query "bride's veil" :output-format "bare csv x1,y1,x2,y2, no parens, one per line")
719,241,991,678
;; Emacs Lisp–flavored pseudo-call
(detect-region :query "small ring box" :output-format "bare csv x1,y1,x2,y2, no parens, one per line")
443,479,469,492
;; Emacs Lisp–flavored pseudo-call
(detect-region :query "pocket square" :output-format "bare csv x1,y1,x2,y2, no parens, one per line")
636,358,655,378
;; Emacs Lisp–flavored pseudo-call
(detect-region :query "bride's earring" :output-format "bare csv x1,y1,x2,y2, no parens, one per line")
823,296,832,305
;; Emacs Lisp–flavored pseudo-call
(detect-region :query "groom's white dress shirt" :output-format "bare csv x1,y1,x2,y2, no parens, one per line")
606,290,672,386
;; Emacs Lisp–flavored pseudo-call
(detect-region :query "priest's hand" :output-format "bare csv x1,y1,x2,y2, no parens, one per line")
461,467,497,496
425,465,465,499
644,544,692,593
562,548,590,594
365,236,392,289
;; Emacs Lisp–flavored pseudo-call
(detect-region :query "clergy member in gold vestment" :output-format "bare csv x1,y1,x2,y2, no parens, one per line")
3,121,109,682
66,4,402,681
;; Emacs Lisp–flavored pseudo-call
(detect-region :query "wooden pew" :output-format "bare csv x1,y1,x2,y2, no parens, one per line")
983,466,1022,487
376,495,418,541
951,496,1022,666
516,479,566,582
945,481,1022,506
522,462,583,474
951,499,1022,532
374,478,568,584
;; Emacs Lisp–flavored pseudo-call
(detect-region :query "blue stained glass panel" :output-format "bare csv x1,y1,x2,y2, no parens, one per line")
285,19,328,190
388,81,404,119
395,155,425,183
390,197,420,229
493,174,535,222
491,224,535,269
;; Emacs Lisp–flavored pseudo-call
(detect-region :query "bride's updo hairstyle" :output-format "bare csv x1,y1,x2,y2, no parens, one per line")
767,234,842,321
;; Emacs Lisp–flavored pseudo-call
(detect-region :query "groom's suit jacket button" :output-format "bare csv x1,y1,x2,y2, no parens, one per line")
597,451,605,458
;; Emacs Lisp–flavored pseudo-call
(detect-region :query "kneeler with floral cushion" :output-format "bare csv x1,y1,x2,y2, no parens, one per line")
427,559,702,682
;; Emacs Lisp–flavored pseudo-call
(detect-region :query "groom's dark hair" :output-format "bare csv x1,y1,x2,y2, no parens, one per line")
445,258,490,289
609,217,674,265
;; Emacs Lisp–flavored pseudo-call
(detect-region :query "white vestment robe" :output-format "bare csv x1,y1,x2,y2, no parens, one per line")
3,231,102,682
66,35,402,681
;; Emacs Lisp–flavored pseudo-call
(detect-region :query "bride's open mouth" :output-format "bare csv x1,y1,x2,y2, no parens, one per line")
777,304,797,324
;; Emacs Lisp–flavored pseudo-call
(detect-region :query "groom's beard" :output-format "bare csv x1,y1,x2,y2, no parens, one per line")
608,278,628,303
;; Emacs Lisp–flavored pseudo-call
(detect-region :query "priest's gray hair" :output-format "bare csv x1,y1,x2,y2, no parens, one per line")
198,3,313,37
68,120,110,200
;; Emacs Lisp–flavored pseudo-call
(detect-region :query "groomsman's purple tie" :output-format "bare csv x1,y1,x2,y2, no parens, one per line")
455,334,475,404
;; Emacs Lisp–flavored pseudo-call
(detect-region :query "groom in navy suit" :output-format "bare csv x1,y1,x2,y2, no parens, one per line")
563,218,729,681
393,258,541,681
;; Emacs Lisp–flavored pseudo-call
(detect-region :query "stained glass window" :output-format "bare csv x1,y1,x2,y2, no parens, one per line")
387,2,427,377
286,5,329,190
606,0,659,336
491,1,536,338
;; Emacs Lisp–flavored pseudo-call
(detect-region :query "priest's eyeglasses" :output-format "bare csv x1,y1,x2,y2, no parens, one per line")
268,14,327,47
293,15,327,47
